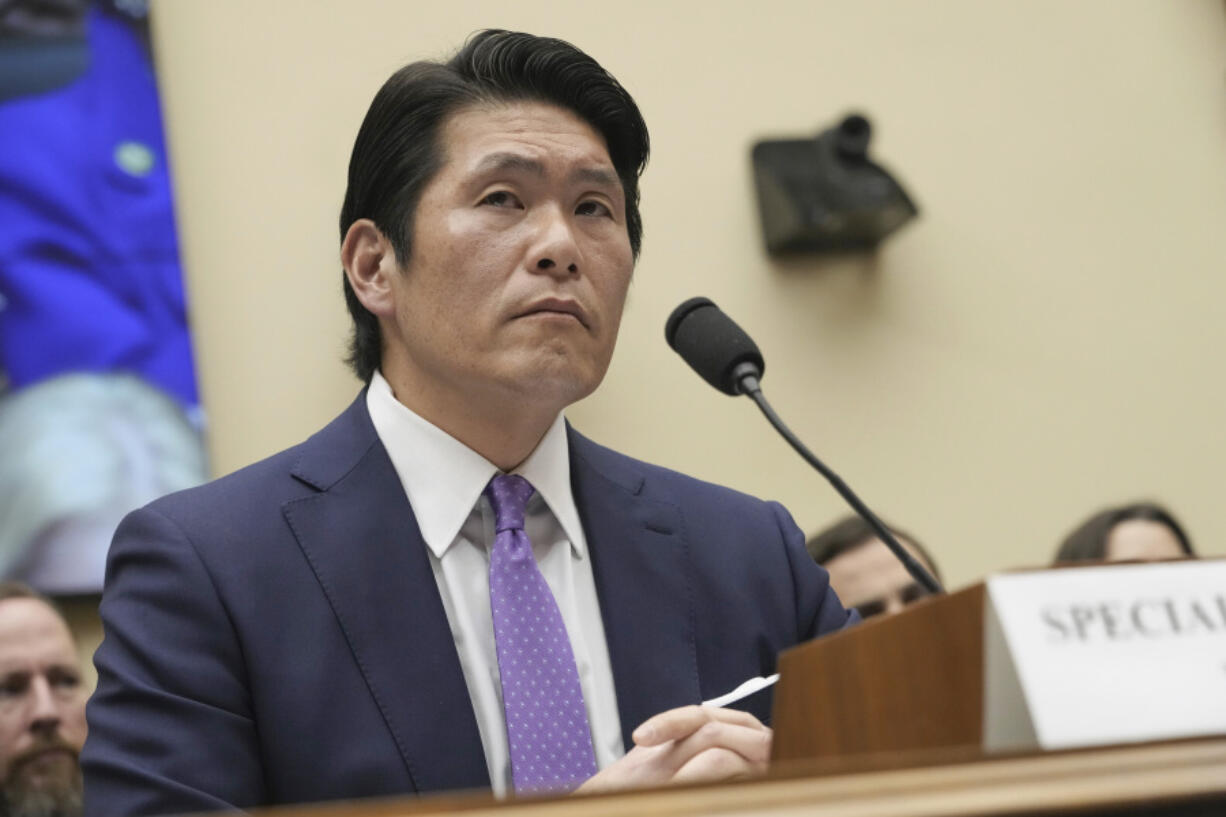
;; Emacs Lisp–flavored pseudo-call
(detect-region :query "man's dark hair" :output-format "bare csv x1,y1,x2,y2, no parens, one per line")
1053,500,1194,563
805,515,942,582
338,29,650,382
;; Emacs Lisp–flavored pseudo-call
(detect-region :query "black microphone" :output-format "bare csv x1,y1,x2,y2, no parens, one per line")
666,297,942,596
664,297,765,395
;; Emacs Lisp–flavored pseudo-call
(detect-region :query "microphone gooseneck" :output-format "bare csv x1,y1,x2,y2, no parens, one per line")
665,298,943,596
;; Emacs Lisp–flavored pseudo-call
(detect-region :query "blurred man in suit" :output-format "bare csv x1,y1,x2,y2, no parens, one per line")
0,583,86,817
82,30,855,815
807,515,940,619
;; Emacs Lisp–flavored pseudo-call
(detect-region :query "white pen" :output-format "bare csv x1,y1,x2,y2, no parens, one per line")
702,673,780,708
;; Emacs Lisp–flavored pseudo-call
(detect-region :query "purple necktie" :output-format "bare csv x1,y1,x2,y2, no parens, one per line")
485,474,598,793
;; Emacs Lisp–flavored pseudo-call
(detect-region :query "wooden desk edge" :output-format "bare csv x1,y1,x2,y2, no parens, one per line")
224,735,1226,817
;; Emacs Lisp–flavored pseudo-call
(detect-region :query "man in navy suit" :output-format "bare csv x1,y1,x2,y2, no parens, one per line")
81,30,855,815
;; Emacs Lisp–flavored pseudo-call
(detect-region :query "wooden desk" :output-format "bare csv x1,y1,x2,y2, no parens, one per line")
257,736,1226,817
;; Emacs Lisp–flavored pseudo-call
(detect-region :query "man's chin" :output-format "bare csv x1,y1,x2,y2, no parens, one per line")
3,753,83,817
17,752,77,786
488,355,602,409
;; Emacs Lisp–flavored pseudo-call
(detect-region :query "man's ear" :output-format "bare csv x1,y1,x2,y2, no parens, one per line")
341,219,401,318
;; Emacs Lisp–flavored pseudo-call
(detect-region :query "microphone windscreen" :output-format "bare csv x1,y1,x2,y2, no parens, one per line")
665,297,765,395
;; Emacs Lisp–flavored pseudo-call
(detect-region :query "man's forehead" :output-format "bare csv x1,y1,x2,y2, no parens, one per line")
0,599,75,653
440,102,616,178
828,539,921,582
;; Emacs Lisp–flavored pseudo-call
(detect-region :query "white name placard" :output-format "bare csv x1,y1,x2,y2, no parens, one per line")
983,560,1226,752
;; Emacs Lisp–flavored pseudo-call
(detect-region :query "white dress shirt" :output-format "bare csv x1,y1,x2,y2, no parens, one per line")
365,371,625,796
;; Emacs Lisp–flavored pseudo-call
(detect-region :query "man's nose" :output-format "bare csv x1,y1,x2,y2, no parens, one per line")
530,205,580,276
28,677,62,735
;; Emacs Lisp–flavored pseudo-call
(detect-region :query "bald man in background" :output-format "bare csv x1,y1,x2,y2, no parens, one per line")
0,583,87,817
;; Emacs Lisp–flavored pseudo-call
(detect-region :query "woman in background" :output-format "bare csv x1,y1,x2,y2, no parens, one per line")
1054,501,1195,564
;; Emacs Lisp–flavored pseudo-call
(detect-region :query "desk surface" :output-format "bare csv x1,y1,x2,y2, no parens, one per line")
254,736,1226,817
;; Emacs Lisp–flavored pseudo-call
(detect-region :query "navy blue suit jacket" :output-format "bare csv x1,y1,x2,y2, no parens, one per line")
82,394,853,816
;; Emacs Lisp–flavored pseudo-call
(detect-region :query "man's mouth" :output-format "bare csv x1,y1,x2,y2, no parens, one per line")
516,297,590,328
9,743,78,778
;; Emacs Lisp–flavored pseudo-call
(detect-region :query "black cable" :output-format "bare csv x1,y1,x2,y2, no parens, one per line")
737,370,943,595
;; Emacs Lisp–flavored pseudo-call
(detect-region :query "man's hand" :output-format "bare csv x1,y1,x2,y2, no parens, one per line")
575,706,771,794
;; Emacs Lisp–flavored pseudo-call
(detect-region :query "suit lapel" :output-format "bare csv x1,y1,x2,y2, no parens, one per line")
283,396,489,793
569,429,702,750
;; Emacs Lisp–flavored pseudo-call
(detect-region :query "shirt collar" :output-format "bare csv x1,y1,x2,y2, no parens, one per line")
365,371,587,560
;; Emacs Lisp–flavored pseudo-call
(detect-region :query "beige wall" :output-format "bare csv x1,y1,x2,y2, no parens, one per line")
147,0,1226,592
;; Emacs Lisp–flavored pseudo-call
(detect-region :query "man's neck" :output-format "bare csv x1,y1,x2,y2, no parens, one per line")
376,368,560,472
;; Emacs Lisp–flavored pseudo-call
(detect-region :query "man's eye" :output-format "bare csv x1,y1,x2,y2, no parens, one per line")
48,670,80,690
901,583,927,605
575,200,611,217
854,601,885,619
479,191,522,208
0,677,28,698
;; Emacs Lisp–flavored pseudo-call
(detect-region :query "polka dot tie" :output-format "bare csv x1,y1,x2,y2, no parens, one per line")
485,474,598,793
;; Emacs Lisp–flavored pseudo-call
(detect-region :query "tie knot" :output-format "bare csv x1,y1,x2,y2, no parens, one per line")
485,474,535,532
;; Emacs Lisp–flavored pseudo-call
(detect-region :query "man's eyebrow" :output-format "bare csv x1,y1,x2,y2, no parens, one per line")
472,153,545,177
471,153,620,189
570,166,620,189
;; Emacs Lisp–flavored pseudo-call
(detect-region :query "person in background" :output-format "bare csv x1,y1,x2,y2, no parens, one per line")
0,582,86,817
1053,501,1195,564
807,515,940,620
